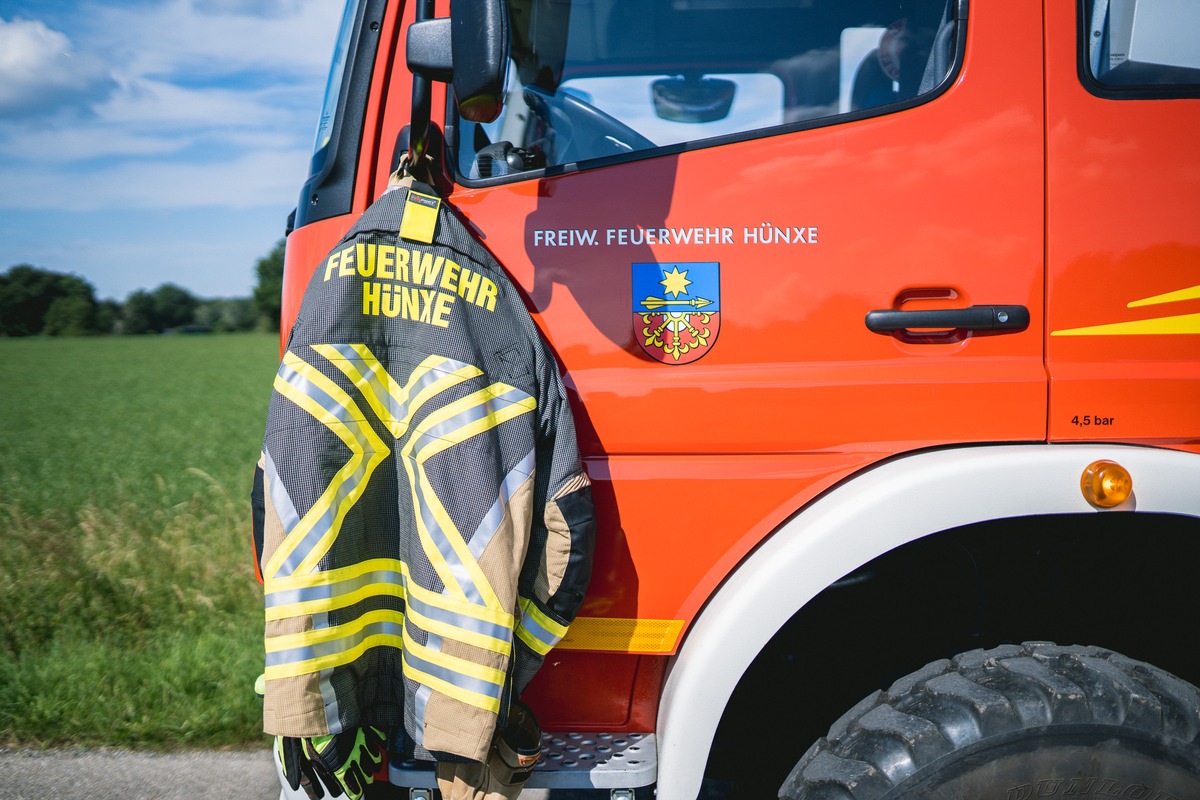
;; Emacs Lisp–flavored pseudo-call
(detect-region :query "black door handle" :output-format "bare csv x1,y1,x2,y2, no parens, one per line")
865,304,1029,334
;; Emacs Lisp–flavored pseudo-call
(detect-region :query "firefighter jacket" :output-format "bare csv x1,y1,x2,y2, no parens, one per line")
256,179,596,764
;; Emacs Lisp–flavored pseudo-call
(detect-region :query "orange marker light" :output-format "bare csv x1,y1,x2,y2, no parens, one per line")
1080,460,1133,509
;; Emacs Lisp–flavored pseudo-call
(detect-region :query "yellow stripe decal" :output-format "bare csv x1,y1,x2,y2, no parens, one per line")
1128,284,1200,308
1051,312,1200,336
1053,283,1200,336
556,617,686,654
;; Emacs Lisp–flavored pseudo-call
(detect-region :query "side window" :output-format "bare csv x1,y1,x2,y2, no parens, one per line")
455,0,961,182
1084,0,1200,92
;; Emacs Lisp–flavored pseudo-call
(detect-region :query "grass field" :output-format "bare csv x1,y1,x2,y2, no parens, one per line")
0,333,281,749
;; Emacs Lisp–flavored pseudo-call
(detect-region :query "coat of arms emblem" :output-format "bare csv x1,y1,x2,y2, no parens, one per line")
632,262,721,364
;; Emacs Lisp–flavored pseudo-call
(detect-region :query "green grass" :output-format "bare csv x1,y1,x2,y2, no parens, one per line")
0,333,281,749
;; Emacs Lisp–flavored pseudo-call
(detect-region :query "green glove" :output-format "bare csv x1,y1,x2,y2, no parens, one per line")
302,727,386,800
275,735,327,799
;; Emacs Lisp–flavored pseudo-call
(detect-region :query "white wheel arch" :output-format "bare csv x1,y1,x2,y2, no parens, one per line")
654,443,1200,800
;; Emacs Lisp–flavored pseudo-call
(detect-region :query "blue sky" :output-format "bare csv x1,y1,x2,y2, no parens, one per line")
0,0,344,301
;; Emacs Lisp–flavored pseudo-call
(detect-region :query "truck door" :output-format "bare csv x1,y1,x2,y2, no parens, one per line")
448,0,1047,454
1045,1,1200,445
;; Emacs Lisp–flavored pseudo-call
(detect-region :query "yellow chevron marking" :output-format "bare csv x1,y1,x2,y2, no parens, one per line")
1051,312,1200,337
1052,283,1200,337
1128,284,1200,308
264,352,389,579
395,383,534,609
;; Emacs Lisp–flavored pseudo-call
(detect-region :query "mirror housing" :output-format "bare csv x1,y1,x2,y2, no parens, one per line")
407,0,510,123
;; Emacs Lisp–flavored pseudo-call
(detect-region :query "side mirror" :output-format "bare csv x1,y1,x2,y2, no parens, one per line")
407,0,510,123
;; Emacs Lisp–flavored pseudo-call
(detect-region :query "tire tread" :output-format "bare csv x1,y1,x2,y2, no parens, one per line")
778,642,1200,799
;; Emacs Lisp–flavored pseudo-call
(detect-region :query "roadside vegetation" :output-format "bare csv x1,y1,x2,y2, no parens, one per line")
0,333,280,748
0,239,284,337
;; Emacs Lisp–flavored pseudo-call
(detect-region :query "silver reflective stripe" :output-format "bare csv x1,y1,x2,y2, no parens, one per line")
412,660,434,748
273,361,383,577
323,345,462,427
411,386,533,456
516,606,563,651
265,567,405,609
411,471,480,604
320,664,342,735
262,448,300,534
404,643,504,704
266,617,406,667
409,385,535,605
265,568,511,645
469,450,536,562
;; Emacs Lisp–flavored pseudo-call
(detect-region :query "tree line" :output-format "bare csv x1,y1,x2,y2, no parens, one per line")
0,240,285,337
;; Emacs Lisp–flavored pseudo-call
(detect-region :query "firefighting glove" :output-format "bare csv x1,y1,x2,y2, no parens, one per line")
302,726,386,800
275,735,328,799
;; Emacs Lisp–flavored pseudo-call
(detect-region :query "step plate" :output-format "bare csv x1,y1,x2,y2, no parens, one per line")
389,732,656,790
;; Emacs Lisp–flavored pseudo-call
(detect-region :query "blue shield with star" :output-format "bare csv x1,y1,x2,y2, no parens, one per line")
632,262,721,364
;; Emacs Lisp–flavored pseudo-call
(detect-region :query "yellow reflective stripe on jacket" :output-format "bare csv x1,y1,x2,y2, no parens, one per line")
401,640,506,713
400,383,536,608
265,571,405,621
265,629,404,680
313,346,480,440
265,559,515,654
266,608,405,656
515,596,570,656
266,609,508,710
265,558,516,630
264,351,389,579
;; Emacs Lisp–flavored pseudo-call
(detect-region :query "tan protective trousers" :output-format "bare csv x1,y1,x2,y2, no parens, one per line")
435,761,526,800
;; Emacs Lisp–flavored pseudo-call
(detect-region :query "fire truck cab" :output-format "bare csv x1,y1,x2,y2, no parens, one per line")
278,0,1200,797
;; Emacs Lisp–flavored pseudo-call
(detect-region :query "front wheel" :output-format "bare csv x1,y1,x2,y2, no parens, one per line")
781,642,1200,800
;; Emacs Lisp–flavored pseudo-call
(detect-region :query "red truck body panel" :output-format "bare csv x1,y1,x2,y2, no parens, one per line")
280,0,1200,735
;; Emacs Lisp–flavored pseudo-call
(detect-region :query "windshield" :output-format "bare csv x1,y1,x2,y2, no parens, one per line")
456,0,954,180
311,0,363,174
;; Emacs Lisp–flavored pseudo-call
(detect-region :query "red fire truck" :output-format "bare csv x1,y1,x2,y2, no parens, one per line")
275,0,1200,796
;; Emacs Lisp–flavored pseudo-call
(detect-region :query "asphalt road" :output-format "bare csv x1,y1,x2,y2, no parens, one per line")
0,750,588,800
0,748,279,800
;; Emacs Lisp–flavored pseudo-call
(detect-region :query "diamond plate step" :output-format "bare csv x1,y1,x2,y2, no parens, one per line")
388,732,656,790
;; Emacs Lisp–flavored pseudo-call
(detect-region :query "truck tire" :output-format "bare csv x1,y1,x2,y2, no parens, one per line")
779,642,1200,800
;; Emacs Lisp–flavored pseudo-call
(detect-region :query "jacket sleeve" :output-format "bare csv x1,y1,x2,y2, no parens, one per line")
512,354,596,695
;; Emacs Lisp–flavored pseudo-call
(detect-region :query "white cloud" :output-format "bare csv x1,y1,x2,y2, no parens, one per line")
92,0,339,83
98,78,297,130
0,0,347,298
0,145,312,212
0,17,117,117
0,1,341,206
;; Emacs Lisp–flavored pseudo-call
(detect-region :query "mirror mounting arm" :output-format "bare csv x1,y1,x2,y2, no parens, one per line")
406,0,511,186
406,1,442,184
